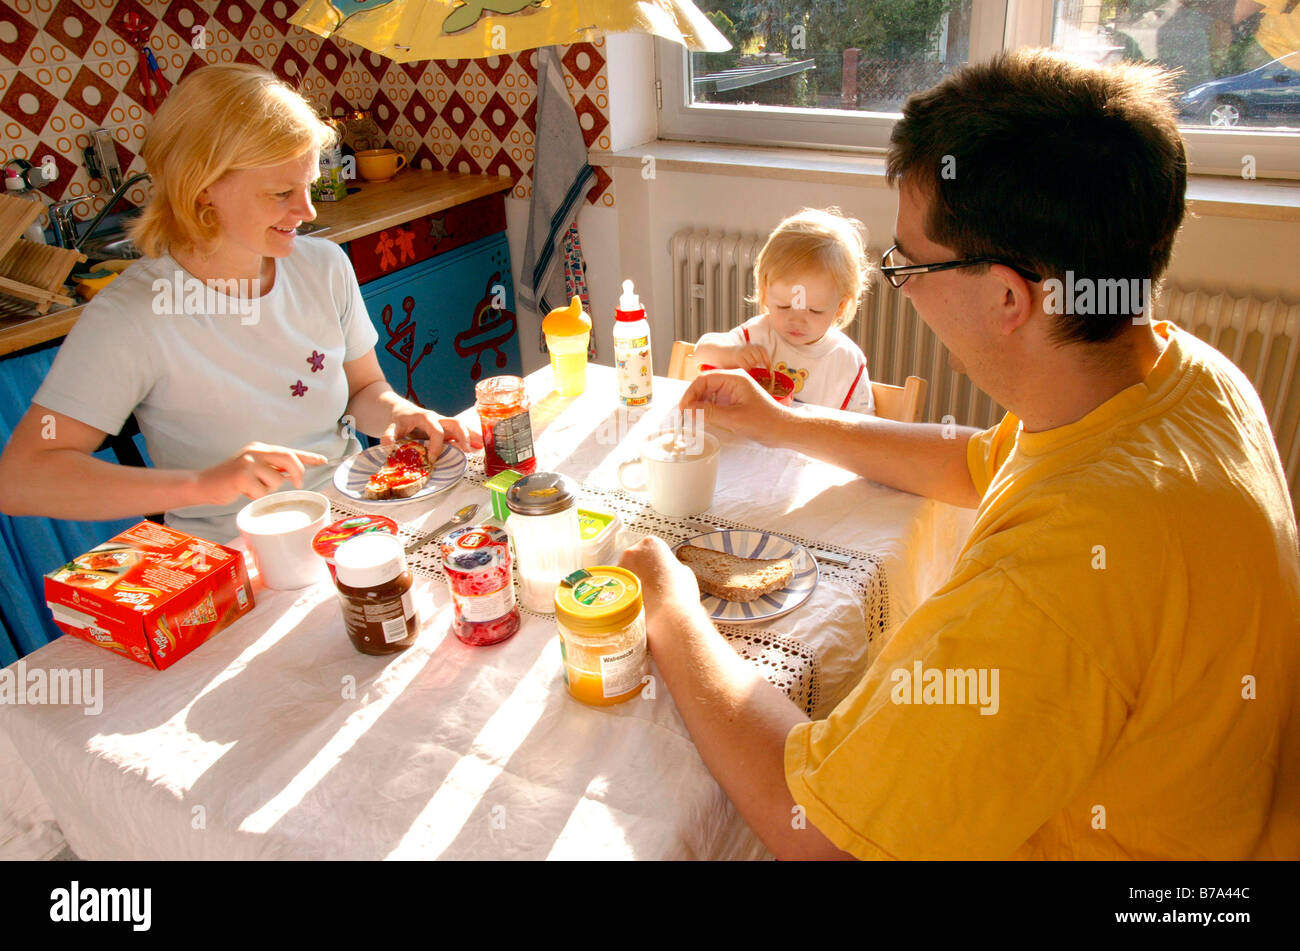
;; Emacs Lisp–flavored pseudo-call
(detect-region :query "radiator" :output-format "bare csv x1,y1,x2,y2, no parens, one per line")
669,227,1300,509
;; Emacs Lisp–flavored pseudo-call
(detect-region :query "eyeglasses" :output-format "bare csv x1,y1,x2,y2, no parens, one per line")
880,244,1042,288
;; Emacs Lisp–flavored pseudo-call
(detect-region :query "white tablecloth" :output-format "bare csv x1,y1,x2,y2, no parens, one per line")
0,366,974,860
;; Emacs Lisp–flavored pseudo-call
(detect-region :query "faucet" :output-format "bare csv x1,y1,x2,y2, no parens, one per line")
47,172,151,251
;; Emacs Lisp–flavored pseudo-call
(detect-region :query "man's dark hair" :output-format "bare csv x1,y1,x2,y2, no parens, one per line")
887,49,1187,345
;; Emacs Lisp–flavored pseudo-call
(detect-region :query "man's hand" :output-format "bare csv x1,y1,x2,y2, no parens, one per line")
678,368,792,445
381,406,483,460
618,536,706,651
197,442,329,505
617,535,854,860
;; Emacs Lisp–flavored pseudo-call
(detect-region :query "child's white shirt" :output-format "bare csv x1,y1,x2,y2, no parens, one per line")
728,314,874,414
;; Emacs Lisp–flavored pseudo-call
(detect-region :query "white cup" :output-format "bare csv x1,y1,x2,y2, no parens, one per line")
236,490,332,589
618,431,720,517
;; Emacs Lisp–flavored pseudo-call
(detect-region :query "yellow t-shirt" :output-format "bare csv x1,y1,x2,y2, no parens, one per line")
785,321,1300,859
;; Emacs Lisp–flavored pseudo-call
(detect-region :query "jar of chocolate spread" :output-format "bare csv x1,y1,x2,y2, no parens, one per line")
333,533,418,655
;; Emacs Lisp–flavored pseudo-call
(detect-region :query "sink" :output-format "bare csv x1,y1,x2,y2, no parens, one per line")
77,223,325,263
79,233,141,262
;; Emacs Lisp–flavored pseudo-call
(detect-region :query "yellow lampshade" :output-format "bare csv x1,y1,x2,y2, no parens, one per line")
291,0,731,63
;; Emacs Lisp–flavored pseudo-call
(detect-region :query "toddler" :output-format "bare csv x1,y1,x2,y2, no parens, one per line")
694,208,874,414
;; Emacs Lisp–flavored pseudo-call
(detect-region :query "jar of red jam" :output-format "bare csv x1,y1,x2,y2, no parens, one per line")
441,525,521,646
476,376,536,477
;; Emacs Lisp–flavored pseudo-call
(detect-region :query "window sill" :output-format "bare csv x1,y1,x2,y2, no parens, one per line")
591,141,1300,223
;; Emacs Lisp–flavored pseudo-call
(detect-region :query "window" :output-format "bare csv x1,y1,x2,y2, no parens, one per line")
659,0,1299,177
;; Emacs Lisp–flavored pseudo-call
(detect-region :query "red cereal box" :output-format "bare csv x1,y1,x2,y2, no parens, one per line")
43,521,255,670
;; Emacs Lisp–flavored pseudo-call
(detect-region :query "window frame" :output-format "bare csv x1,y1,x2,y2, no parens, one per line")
656,0,1300,179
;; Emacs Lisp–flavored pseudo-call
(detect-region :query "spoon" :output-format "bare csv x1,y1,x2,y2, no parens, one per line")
404,503,479,553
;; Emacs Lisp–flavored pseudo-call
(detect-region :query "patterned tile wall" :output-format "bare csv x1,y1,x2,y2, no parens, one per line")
0,0,613,232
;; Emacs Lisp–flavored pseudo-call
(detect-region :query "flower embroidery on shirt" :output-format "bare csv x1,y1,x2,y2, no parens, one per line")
307,350,325,372
290,380,308,397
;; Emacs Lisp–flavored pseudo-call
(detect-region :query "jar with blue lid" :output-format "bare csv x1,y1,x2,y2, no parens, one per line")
440,525,519,646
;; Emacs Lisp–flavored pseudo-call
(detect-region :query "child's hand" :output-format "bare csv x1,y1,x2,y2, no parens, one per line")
696,339,771,371
732,342,772,371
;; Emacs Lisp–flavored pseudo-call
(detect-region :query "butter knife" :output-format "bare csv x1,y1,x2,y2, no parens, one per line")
404,503,479,554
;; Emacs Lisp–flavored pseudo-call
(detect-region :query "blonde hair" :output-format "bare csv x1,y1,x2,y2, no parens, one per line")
753,207,870,328
130,64,336,257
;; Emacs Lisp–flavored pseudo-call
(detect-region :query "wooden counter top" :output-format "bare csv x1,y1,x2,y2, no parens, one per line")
0,169,513,358
304,168,513,243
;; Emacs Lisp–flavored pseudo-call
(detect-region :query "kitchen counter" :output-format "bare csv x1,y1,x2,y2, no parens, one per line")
0,169,513,358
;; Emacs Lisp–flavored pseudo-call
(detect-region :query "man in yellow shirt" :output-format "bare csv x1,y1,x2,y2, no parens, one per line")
619,49,1300,859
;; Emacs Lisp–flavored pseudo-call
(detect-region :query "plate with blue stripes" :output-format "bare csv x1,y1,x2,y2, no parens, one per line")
334,442,467,504
676,530,819,624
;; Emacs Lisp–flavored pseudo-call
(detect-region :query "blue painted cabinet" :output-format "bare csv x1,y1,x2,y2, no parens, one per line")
358,232,522,417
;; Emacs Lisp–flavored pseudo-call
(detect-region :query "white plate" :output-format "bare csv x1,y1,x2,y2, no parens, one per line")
334,443,467,504
675,530,818,624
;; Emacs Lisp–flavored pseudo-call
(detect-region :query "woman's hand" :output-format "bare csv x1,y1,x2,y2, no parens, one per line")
342,350,483,460
381,405,483,460
679,368,792,446
197,442,329,505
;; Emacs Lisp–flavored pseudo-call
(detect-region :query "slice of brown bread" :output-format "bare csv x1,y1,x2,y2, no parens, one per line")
677,545,795,603
363,441,431,500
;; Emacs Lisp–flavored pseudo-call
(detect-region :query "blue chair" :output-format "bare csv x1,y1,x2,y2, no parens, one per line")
0,346,151,665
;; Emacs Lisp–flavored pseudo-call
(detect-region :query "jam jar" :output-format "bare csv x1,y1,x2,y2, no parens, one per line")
441,525,521,646
476,376,537,477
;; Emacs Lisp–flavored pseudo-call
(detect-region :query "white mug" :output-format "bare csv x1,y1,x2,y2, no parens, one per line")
618,431,720,517
236,490,331,589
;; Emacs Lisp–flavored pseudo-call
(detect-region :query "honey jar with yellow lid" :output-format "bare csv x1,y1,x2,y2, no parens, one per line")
554,567,647,706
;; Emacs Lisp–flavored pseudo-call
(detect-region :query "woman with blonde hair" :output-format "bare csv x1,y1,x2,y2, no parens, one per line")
0,64,478,541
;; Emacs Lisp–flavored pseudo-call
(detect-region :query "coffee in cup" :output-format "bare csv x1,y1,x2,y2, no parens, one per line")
236,490,331,589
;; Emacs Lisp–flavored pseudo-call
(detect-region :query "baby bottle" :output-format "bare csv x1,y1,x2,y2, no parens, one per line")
613,279,653,407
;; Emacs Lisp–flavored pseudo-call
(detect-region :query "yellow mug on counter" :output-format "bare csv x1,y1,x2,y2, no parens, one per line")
356,148,407,182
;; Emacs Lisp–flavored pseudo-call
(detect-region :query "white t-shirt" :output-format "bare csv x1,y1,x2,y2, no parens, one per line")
729,314,874,414
35,237,379,542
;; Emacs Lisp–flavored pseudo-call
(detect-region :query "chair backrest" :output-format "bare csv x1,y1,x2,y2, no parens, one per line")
667,340,701,382
870,376,928,424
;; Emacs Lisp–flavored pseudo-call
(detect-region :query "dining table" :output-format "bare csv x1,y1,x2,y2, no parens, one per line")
0,363,976,860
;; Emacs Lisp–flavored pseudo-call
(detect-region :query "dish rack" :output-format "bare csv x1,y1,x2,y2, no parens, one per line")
0,192,86,314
